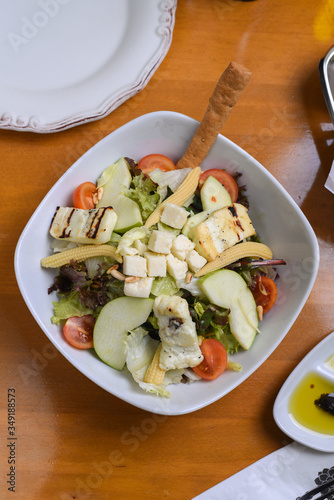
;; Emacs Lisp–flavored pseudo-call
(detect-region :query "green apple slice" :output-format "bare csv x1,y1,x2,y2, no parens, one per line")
112,195,142,233
182,209,214,238
97,157,132,199
200,176,232,211
97,158,142,233
200,269,258,350
93,297,154,370
229,289,259,350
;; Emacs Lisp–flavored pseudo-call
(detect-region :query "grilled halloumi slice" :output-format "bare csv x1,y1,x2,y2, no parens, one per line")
153,295,203,371
192,203,256,261
49,206,117,245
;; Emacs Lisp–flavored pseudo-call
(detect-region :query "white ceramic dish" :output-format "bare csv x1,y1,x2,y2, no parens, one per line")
274,331,334,452
15,111,319,415
0,0,176,133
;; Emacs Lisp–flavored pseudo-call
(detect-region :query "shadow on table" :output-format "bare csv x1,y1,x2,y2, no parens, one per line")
299,65,334,245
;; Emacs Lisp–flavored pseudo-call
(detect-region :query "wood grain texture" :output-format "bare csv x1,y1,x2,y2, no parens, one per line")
2,0,334,498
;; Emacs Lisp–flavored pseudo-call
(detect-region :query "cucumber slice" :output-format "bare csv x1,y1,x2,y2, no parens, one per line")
200,269,258,350
93,297,154,370
200,176,232,211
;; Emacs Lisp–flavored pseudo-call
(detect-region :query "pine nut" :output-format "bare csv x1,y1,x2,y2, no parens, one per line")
109,269,125,281
124,276,141,283
106,264,119,274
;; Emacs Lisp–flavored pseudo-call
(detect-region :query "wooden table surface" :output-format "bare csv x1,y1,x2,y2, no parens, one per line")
2,1,334,499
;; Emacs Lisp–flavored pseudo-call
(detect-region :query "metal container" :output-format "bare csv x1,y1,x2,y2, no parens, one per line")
319,45,334,124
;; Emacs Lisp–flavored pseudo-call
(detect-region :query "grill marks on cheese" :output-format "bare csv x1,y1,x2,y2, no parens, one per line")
50,206,117,245
193,203,255,261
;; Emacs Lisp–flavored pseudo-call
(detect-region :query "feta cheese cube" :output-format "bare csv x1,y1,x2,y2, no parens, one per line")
147,230,175,254
186,250,207,273
166,254,188,280
123,277,154,298
160,203,189,229
133,239,147,255
171,234,195,260
119,246,139,257
144,252,167,277
122,255,147,277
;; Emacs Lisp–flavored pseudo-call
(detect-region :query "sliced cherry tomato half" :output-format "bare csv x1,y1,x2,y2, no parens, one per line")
137,154,176,175
250,275,277,314
63,315,95,349
73,182,97,209
192,339,227,380
198,169,239,203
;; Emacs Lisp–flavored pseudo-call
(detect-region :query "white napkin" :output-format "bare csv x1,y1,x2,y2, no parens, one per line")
192,442,334,500
325,160,334,194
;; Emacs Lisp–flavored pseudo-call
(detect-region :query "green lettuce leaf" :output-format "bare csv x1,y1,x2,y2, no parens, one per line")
147,313,159,330
51,291,93,325
148,168,191,192
194,301,206,318
190,299,241,355
116,226,149,255
210,323,241,354
126,173,160,221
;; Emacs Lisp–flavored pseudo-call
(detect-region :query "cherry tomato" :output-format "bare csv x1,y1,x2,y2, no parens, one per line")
63,315,95,349
73,182,97,209
137,154,176,175
198,169,239,203
250,276,277,314
192,339,227,380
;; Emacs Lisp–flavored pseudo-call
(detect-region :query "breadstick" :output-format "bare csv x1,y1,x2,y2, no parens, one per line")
176,62,252,170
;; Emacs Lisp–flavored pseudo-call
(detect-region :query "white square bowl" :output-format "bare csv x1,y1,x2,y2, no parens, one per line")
14,111,319,415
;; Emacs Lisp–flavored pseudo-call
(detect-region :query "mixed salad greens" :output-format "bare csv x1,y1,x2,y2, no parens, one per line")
42,154,284,397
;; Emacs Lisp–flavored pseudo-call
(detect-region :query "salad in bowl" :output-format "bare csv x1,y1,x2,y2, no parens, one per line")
15,110,319,414
41,153,284,398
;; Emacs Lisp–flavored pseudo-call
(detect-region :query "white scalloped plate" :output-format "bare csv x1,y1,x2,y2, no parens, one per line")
274,331,334,452
0,0,176,133
15,111,319,415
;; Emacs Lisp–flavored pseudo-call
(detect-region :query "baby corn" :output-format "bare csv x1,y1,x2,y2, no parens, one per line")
145,167,201,228
194,241,273,277
41,244,122,268
144,344,166,385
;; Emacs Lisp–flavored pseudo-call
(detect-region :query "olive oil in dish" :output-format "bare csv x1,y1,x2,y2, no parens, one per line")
289,371,334,435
